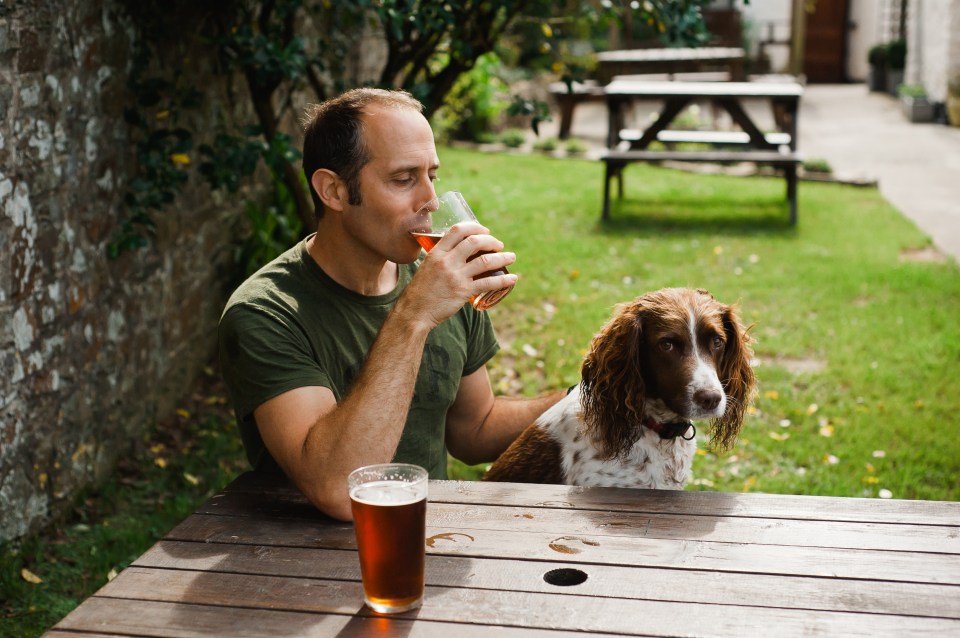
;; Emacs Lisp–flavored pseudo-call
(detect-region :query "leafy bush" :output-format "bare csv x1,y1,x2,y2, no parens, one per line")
432,52,509,143
500,128,527,148
533,137,559,152
897,84,927,98
564,138,588,155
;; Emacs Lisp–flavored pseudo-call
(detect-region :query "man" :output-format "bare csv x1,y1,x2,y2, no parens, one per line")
219,88,563,521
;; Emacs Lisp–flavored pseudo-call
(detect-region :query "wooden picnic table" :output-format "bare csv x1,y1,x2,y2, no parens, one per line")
596,47,746,83
600,79,804,224
47,471,960,637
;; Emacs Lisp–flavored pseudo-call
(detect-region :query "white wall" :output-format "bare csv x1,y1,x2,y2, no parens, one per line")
906,0,960,101
848,2,882,81
737,0,793,73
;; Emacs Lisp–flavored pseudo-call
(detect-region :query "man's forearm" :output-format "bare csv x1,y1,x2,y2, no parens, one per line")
450,390,566,465
298,308,433,516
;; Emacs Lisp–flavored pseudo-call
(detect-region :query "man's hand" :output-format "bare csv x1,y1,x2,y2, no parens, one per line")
400,222,518,327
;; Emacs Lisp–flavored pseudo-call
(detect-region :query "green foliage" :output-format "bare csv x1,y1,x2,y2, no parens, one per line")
897,84,928,98
564,137,588,155
506,95,553,137
533,136,560,152
886,39,907,70
432,52,510,143
802,158,832,174
868,43,887,65
500,128,528,148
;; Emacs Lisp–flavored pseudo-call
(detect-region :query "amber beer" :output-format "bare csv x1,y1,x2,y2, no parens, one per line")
348,464,428,614
410,231,514,310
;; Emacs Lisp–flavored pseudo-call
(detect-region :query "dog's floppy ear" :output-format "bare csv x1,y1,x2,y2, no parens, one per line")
710,303,756,450
580,301,647,460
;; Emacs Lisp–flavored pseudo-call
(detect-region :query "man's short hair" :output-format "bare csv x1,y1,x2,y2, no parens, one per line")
301,88,424,221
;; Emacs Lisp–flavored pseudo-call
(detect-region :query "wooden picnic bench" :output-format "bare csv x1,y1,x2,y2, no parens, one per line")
47,471,960,637
601,79,804,224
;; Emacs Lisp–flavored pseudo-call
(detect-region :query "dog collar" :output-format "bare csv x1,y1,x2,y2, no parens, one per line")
644,417,697,441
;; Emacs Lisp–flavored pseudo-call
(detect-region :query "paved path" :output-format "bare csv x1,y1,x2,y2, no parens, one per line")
798,84,960,263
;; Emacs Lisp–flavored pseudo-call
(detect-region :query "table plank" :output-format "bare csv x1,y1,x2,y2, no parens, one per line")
82,566,960,637
218,473,960,527
52,596,597,638
597,47,745,63
197,488,959,554
134,540,960,619
165,512,960,585
604,80,803,99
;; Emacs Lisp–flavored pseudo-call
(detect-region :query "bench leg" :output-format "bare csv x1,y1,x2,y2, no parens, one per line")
786,165,798,225
558,97,575,140
602,161,612,221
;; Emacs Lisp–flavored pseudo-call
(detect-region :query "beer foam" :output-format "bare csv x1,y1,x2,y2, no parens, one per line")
350,480,425,506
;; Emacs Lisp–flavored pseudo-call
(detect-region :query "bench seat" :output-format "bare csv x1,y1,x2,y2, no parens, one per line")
619,129,792,148
600,149,801,224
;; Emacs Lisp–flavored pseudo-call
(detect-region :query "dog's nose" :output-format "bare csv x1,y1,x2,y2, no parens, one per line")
694,389,722,411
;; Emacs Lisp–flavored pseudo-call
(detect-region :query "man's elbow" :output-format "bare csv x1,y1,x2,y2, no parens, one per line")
302,484,354,521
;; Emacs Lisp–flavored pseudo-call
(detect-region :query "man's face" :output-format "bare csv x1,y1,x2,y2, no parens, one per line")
342,105,439,265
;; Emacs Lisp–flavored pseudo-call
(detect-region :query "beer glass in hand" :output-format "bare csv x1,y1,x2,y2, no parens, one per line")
411,191,515,310
348,463,428,614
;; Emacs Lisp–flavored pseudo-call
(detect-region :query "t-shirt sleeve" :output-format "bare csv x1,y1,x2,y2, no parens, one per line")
218,303,332,420
462,306,501,376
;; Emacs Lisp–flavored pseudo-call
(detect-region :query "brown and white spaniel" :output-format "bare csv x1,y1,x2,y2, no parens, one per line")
484,288,756,489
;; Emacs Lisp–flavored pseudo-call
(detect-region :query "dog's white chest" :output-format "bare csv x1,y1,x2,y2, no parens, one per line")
544,398,697,490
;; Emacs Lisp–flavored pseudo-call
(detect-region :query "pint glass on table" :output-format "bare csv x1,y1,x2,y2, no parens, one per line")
348,463,428,614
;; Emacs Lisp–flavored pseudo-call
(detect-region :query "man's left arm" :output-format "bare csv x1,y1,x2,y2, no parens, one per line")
444,366,566,466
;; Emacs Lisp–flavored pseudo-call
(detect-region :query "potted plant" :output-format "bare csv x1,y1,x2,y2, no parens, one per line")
898,84,935,122
948,73,960,127
885,39,906,96
867,44,887,92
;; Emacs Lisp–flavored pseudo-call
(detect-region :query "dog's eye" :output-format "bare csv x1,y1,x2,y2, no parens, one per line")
711,336,724,350
659,339,676,352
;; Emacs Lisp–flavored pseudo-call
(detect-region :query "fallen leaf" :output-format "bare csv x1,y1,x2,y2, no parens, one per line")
107,568,118,581
21,568,42,584
183,472,200,486
154,458,168,469
764,390,779,400
806,403,819,416
176,408,190,419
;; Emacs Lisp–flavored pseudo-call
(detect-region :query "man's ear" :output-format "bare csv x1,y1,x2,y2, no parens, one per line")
311,169,347,213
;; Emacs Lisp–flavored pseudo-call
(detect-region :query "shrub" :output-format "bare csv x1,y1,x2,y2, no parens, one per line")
897,84,927,98
500,128,527,148
564,138,588,155
533,137,559,152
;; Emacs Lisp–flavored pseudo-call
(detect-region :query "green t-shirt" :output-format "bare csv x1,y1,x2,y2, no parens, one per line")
218,235,500,478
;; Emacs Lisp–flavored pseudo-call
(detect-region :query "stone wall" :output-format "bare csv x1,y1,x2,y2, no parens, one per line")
0,1,245,541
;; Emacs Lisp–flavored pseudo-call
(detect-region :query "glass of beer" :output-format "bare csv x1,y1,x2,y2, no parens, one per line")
410,191,515,310
348,463,428,614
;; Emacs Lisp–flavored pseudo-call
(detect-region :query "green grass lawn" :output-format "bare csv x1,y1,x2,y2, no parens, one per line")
3,147,959,636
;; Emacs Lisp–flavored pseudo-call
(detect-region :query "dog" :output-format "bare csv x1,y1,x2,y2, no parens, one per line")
484,288,755,489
